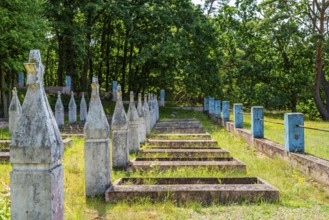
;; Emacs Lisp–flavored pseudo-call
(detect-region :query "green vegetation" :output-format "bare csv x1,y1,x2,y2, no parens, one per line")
1,108,329,219
2,0,329,121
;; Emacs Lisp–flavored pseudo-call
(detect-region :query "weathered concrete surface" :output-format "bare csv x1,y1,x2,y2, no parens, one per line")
112,85,129,168
138,148,230,158
127,91,140,152
1,138,72,150
143,94,151,135
153,127,205,133
105,177,279,204
10,50,64,220
84,77,111,197
217,119,329,186
160,118,198,122
137,93,146,143
55,91,64,127
155,121,202,127
69,91,77,124
147,139,218,147
129,157,246,172
150,133,212,140
0,149,9,161
80,92,87,121
9,87,22,135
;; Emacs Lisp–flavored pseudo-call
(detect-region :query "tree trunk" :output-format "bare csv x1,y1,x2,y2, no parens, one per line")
0,67,8,119
121,30,129,97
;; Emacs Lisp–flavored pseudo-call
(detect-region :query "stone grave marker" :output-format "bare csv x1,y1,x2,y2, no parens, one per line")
112,85,129,168
8,87,21,135
10,49,64,219
84,76,110,197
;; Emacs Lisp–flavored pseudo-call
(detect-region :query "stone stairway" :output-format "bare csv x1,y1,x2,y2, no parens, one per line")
106,118,279,204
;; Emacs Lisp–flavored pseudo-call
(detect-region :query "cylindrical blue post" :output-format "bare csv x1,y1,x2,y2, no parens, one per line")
234,104,243,128
215,100,221,117
251,106,264,138
284,113,304,152
204,97,209,112
222,101,230,121
209,97,215,114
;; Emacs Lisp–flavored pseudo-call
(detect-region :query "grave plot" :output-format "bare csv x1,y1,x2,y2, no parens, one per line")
0,138,73,162
106,177,279,204
150,132,212,140
107,118,279,204
153,118,205,133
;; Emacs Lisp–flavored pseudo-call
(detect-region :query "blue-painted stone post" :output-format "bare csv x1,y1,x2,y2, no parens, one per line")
215,100,221,117
234,104,243,128
208,97,213,114
251,106,264,138
284,113,304,152
112,81,118,101
18,72,24,88
65,75,71,94
204,97,209,112
160,89,165,107
222,101,230,122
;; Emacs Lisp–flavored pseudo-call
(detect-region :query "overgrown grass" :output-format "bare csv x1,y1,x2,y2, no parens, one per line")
240,113,329,160
1,108,329,219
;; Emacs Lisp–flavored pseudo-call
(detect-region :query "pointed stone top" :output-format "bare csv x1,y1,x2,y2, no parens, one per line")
12,87,17,96
69,91,76,108
57,91,61,97
84,78,109,139
137,93,143,117
112,84,128,130
71,91,74,97
82,92,85,97
11,50,63,163
127,91,139,122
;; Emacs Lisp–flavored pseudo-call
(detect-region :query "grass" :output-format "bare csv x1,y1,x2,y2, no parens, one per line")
239,113,329,160
1,107,329,219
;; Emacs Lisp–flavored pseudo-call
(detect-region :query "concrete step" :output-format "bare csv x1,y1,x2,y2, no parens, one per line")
128,157,246,172
138,148,230,158
147,139,218,147
105,177,279,204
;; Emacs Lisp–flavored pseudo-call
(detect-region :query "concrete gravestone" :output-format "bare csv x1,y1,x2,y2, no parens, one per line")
111,85,129,168
10,50,64,219
127,91,140,152
143,94,151,135
55,91,64,127
137,93,146,143
8,87,22,135
80,92,87,121
69,91,77,124
84,77,110,197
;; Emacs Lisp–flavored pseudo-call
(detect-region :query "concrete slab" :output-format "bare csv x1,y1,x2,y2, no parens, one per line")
129,157,246,172
0,138,73,161
151,133,211,140
105,177,279,204
153,127,205,133
138,148,230,158
0,150,9,161
147,139,218,147
155,122,202,127
160,118,198,122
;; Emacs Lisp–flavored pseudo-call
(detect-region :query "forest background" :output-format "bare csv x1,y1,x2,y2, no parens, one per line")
1,0,329,121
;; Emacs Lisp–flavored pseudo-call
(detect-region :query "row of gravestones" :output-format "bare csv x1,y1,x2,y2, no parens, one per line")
9,87,163,135
8,89,87,135
9,50,160,219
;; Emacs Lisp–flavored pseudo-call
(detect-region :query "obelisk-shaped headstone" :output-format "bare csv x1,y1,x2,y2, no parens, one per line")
80,92,87,121
55,91,64,127
112,85,129,168
127,91,140,152
149,93,154,128
84,77,110,197
10,50,64,219
143,94,151,135
137,93,146,143
9,87,22,135
69,91,77,124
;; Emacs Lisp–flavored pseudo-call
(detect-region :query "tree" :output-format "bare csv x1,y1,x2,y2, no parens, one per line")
0,0,46,118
